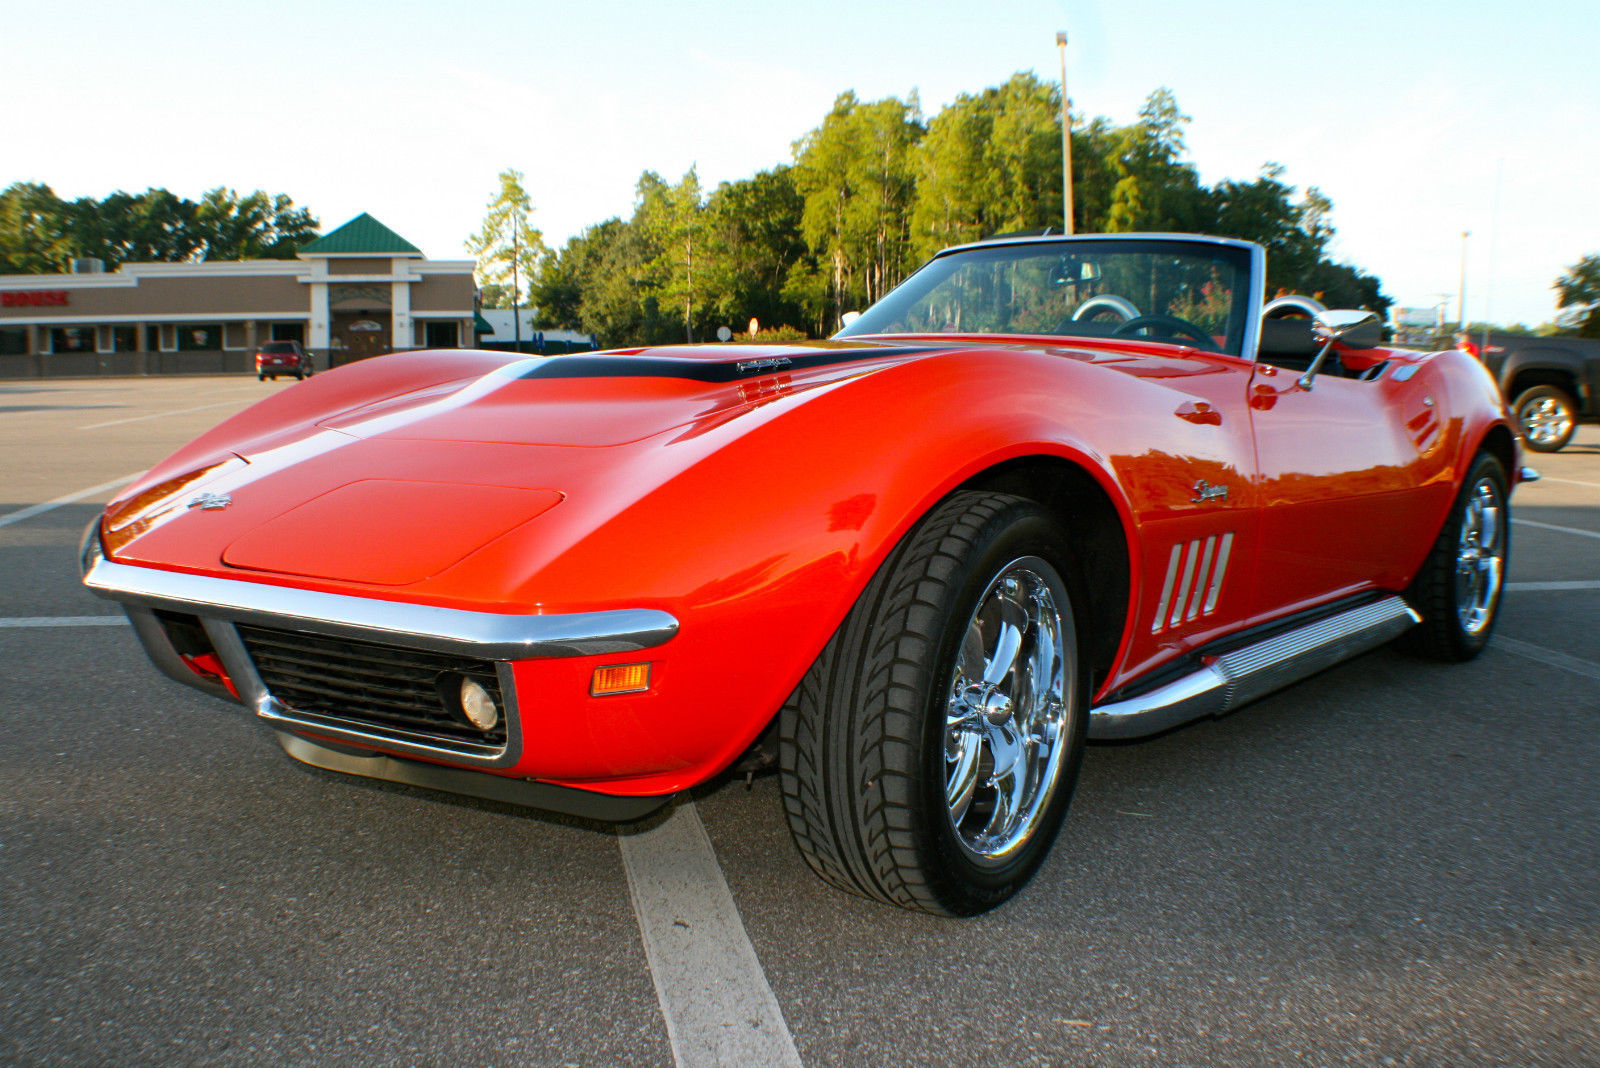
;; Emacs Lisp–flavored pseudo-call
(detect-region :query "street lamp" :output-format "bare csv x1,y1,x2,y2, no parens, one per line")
1056,31,1074,234
1457,230,1469,332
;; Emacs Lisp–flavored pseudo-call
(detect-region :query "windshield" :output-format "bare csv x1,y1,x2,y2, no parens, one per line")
835,238,1256,357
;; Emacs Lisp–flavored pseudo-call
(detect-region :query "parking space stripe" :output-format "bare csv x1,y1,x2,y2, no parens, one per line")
618,800,803,1068
1513,518,1600,542
80,399,246,430
0,616,129,628
1537,476,1600,490
0,473,141,529
1495,636,1600,682
1506,580,1600,592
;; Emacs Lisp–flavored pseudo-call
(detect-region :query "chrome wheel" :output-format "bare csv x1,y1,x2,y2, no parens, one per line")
1455,476,1504,636
944,556,1074,866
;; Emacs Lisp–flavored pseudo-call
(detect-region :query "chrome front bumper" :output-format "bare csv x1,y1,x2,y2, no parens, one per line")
82,539,680,771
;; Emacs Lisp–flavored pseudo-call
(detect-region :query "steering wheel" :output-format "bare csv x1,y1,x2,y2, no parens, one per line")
1112,314,1220,352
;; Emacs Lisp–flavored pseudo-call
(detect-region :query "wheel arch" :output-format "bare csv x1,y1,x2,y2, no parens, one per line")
1473,422,1517,485
956,455,1132,688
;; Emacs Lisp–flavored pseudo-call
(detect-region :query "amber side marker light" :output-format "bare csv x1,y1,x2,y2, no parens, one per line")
591,663,651,696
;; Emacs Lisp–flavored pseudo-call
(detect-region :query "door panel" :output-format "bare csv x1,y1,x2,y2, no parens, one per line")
1246,360,1447,617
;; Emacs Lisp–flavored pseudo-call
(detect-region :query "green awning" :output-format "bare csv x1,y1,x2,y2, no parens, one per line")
473,312,494,334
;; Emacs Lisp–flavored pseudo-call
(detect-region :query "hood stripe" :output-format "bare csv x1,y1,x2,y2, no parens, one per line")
516,345,945,383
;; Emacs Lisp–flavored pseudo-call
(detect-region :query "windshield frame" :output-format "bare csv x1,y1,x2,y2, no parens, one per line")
834,233,1267,360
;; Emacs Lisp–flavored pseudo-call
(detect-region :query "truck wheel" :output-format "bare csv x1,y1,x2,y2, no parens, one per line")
779,491,1088,915
1513,385,1576,452
1398,453,1508,661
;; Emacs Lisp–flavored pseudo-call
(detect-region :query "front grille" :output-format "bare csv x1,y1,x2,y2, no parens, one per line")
236,624,508,754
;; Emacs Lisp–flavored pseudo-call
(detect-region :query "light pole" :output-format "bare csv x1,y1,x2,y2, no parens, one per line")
1457,230,1469,332
511,215,522,354
1056,31,1074,234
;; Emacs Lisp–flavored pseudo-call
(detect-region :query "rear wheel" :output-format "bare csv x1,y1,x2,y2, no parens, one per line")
1399,453,1508,661
1513,385,1576,452
779,491,1088,915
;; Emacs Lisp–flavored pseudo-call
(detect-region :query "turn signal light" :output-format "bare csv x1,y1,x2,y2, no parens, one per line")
591,663,651,696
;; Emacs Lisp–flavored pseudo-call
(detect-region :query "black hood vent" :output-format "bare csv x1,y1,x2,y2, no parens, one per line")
515,344,945,383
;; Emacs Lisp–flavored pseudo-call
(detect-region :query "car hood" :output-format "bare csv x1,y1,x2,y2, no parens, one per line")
101,341,944,589
313,341,947,447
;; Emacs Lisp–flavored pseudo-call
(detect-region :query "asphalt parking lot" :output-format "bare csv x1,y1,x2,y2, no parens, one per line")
2,375,1597,1066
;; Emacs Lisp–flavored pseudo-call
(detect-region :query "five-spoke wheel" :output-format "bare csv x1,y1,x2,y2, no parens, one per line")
1400,453,1508,661
943,559,1072,866
779,492,1086,915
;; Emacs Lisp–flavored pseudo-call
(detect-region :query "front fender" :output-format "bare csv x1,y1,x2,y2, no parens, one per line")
477,349,1175,794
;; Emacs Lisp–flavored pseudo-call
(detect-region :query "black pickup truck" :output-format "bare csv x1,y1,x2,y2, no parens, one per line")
1474,333,1600,452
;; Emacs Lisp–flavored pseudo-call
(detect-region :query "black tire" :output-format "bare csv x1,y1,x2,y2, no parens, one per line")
257,373,266,381
779,491,1089,916
1513,385,1576,453
1398,453,1508,661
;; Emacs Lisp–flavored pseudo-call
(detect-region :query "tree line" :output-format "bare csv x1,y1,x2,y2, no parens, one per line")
476,76,1391,346
0,183,319,272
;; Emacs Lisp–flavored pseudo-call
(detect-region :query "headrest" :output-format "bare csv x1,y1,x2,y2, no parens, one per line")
1258,318,1319,359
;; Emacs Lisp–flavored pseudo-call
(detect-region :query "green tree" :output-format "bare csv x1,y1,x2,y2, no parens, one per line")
0,182,70,272
912,73,1064,257
465,169,547,308
703,166,809,335
1103,88,1207,233
637,168,708,342
1,182,318,271
191,188,318,260
792,92,925,327
1554,254,1600,337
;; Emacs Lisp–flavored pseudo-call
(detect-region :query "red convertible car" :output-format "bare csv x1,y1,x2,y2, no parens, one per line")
83,234,1524,915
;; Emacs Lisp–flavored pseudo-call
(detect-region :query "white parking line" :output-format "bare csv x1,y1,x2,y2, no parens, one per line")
0,473,141,529
81,399,247,430
1495,637,1600,683
1513,518,1600,542
618,800,802,1068
1536,476,1600,490
0,616,128,628
1506,580,1600,592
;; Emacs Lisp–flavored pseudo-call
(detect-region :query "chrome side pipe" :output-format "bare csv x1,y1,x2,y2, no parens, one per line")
1089,596,1421,740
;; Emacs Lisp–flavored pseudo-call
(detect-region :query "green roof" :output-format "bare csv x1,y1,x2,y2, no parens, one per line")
299,213,422,256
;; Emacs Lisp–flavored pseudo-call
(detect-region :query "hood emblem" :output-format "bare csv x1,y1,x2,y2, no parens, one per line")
735,356,792,375
187,492,233,511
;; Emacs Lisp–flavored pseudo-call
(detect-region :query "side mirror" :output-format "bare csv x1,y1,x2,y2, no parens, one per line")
1312,309,1382,349
1299,310,1383,390
839,311,861,327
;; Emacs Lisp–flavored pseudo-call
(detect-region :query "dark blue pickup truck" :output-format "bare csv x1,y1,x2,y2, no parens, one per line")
1475,333,1600,452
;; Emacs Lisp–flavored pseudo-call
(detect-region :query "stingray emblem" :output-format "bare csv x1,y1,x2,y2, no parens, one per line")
736,356,792,375
187,492,233,511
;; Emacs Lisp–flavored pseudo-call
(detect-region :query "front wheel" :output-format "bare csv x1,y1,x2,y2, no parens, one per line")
1398,453,1508,661
1513,385,1576,452
779,492,1088,915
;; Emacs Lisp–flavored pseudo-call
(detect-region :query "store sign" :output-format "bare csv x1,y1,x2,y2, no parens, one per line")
2,290,70,307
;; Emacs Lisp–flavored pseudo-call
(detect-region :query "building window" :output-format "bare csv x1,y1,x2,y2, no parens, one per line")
0,327,26,355
50,327,96,353
146,325,162,351
271,323,305,342
177,324,223,351
425,321,459,348
112,326,137,352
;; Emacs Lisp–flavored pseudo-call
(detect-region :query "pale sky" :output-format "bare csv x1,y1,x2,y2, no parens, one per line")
11,0,1595,328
